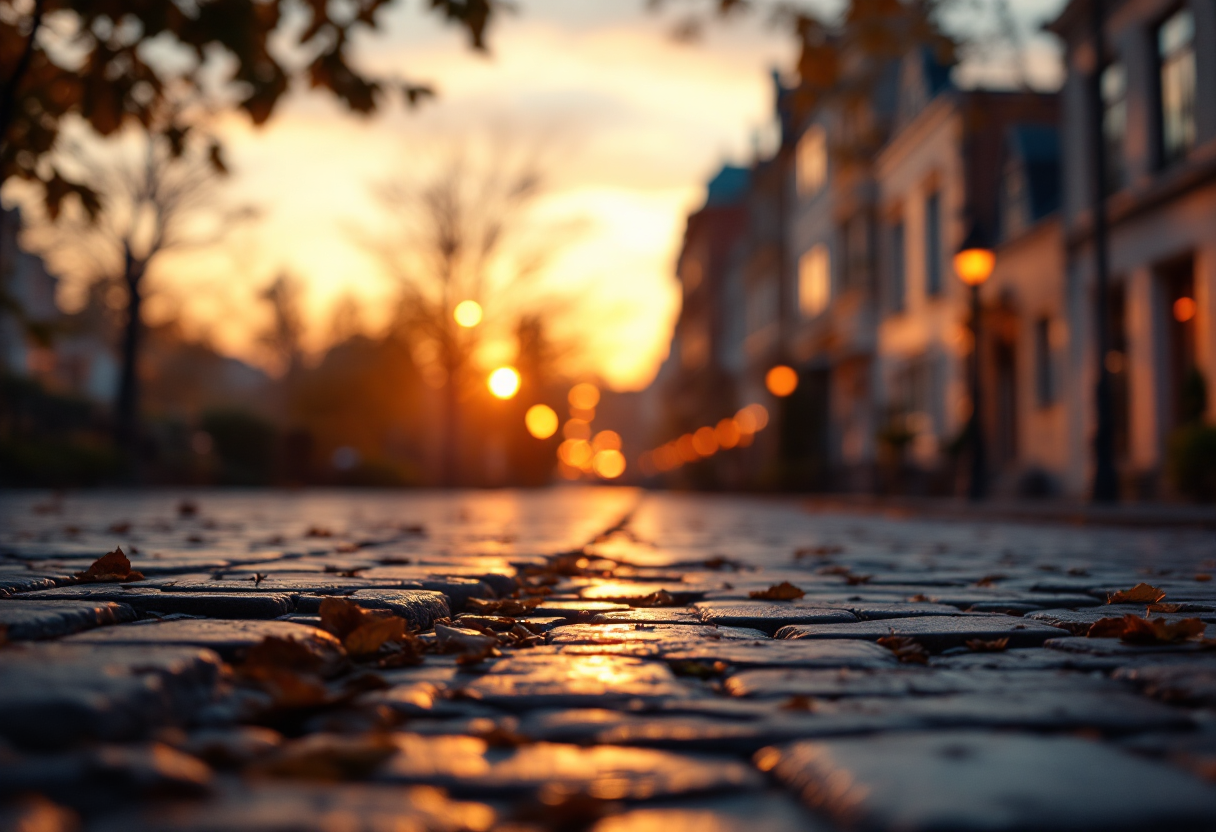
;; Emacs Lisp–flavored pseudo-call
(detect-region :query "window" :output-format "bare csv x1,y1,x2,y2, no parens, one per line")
1101,62,1127,191
799,244,831,318
1159,8,1196,165
796,125,828,197
924,192,942,296
888,221,906,312
1034,318,1056,407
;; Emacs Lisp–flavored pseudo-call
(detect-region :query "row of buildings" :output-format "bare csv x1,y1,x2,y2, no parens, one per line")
650,0,1216,498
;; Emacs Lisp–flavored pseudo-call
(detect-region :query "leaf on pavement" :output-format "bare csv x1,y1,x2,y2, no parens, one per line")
75,547,145,582
877,635,929,664
1088,614,1206,644
749,581,805,601
344,617,407,658
254,733,397,780
1147,603,1183,613
1107,583,1166,604
466,597,541,615
243,636,328,675
318,597,371,639
634,589,681,607
965,637,1009,652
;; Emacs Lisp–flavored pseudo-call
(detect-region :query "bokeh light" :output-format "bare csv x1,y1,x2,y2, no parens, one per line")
453,300,483,328
715,418,741,449
592,430,621,452
735,403,769,433
524,404,558,439
558,439,593,468
568,383,601,410
487,366,521,399
592,449,626,479
676,434,699,462
1174,297,1197,323
766,365,799,397
692,426,718,456
563,418,591,441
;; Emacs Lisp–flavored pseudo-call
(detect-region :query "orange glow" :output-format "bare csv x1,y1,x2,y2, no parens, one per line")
557,461,583,480
954,248,996,286
563,418,591,441
568,383,601,410
592,430,622,452
1174,297,1197,323
766,365,799,397
592,449,626,479
715,418,741,449
737,429,755,447
487,366,521,399
691,426,718,456
569,406,596,421
735,403,769,434
453,300,483,327
524,404,559,439
676,434,699,462
638,452,656,476
653,445,680,471
558,439,593,468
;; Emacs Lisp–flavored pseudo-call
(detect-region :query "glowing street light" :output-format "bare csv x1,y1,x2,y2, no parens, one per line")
766,365,799,397
487,366,521,399
524,404,558,439
592,449,626,479
955,228,995,500
568,383,600,411
454,300,483,328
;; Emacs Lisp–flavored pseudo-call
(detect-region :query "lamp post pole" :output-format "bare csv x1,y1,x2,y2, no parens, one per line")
969,282,987,501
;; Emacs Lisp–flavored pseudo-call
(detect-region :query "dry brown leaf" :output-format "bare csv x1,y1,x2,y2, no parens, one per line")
908,593,933,603
318,597,370,639
344,617,407,658
243,636,328,675
974,575,1006,588
1121,615,1206,644
1147,603,1183,613
965,637,1009,653
748,581,806,601
876,635,929,664
817,565,852,576
844,574,874,586
466,597,541,616
1196,574,1213,583
75,547,144,582
633,589,681,608
254,733,396,780
249,667,330,708
780,695,815,711
1107,583,1166,604
1087,617,1129,638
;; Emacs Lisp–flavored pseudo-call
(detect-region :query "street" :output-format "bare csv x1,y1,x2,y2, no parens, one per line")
3,488,1216,831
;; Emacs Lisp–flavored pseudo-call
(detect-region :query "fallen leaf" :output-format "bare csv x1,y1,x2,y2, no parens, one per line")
974,575,1006,588
243,636,328,675
748,581,806,601
1120,615,1206,644
1107,583,1166,604
908,593,933,603
816,565,851,576
466,597,541,616
633,589,681,608
965,637,1009,652
253,733,396,780
249,667,330,708
1196,574,1212,583
435,623,498,654
305,526,333,538
344,617,407,658
704,556,746,571
794,544,843,559
876,635,929,664
780,695,815,712
318,597,371,639
844,574,873,586
1147,603,1183,614
1087,617,1129,638
75,547,144,582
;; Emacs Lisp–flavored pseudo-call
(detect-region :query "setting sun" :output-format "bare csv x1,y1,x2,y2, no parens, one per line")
488,367,521,399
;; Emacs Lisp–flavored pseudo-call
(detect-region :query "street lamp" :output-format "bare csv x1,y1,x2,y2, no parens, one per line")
955,229,995,501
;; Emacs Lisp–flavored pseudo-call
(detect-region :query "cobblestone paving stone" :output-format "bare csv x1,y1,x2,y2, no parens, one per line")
2,488,1216,831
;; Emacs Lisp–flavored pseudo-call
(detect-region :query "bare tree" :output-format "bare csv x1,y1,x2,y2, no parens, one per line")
259,272,307,377
29,127,253,461
365,146,580,485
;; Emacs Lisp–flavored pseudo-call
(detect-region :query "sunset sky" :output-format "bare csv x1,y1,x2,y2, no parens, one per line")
9,0,1068,390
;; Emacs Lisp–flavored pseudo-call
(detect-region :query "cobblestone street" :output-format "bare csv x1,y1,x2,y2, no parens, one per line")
3,488,1216,831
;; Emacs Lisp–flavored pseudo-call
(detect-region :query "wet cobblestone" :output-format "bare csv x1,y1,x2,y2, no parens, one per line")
2,488,1216,831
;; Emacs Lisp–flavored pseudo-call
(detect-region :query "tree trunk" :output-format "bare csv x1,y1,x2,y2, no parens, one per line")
114,251,145,465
